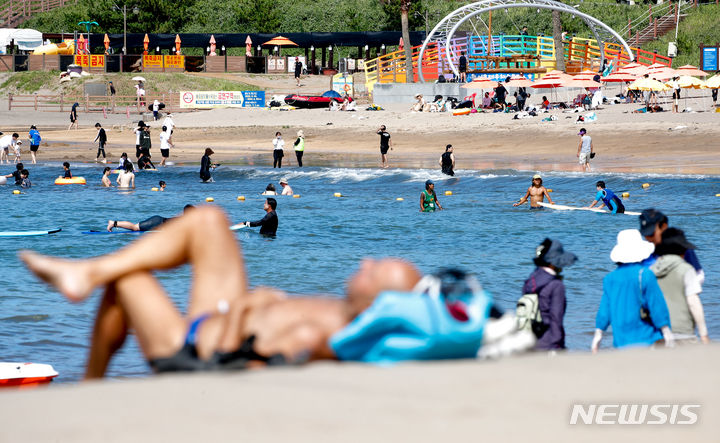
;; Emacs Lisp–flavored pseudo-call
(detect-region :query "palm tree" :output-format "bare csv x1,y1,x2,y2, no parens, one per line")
401,0,414,83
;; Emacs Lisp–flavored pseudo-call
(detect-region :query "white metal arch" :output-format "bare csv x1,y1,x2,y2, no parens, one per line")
418,0,634,82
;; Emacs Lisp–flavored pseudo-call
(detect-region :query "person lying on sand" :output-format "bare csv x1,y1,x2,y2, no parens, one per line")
21,206,531,379
20,206,421,378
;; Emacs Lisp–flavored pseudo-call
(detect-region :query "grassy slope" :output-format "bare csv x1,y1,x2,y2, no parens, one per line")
0,72,258,95
642,3,720,68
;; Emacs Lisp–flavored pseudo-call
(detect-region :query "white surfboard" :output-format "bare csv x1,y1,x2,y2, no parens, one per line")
537,202,640,216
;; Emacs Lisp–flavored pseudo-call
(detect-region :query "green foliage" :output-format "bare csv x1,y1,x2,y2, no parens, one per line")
0,72,258,95
643,4,720,67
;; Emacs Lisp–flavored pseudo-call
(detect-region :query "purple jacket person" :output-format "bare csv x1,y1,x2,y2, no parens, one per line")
522,238,577,350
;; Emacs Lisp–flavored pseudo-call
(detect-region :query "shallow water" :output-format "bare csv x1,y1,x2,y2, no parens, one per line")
1,163,718,382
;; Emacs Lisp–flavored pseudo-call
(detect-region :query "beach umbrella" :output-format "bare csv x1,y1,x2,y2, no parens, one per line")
671,75,705,89
209,35,217,56
103,34,109,54
706,75,720,89
627,77,669,91
647,66,677,81
399,37,404,50
77,34,86,54
175,34,182,55
675,65,708,77
531,78,564,88
143,34,149,55
562,78,602,89
572,69,598,80
263,36,298,47
505,76,534,87
619,64,649,76
601,72,638,82
245,35,252,57
462,78,499,89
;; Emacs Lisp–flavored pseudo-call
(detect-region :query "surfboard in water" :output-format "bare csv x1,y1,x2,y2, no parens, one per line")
0,228,61,237
81,230,144,235
537,202,640,216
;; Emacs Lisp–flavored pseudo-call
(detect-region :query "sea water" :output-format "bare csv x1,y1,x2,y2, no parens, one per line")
1,163,718,382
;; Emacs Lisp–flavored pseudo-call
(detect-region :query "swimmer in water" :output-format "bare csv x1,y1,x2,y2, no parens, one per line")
159,180,166,191
420,180,443,212
243,198,278,236
107,205,195,232
262,183,277,196
513,174,554,208
116,161,135,189
62,161,72,178
101,167,112,187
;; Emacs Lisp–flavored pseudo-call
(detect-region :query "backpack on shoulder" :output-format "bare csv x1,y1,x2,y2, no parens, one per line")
516,293,548,337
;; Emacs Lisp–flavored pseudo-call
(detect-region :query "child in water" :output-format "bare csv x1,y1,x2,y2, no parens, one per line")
63,162,72,178
159,180,166,191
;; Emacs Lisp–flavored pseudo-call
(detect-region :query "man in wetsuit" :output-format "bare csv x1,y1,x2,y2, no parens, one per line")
106,205,194,232
244,198,278,236
4,162,24,185
587,180,625,214
439,144,455,176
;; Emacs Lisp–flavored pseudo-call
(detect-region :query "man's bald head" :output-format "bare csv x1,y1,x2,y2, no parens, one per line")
346,258,422,318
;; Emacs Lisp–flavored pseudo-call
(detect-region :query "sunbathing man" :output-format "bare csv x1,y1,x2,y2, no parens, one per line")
20,206,422,378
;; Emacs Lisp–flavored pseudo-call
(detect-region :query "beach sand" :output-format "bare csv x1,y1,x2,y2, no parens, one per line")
0,345,717,442
1,84,718,174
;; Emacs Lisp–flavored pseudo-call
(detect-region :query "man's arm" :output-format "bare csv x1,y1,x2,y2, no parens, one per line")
514,188,531,206
247,212,271,227
450,153,455,167
542,187,554,205
684,270,709,343
577,139,582,156
93,132,99,143
434,195,442,210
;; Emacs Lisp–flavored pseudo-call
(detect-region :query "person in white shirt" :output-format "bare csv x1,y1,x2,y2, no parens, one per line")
0,133,20,164
159,126,173,166
272,132,285,168
163,113,175,134
152,100,160,121
279,179,293,196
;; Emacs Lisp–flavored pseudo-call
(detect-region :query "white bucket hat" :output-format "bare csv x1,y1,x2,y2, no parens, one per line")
610,229,655,264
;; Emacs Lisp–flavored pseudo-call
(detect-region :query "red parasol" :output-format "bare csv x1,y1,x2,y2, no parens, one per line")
143,34,149,56
209,35,216,56
175,34,181,55
245,35,252,57
103,34,109,54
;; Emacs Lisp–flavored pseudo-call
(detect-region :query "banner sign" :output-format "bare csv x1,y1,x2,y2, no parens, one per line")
702,47,718,72
74,55,105,68
180,91,266,108
143,55,163,68
164,55,185,69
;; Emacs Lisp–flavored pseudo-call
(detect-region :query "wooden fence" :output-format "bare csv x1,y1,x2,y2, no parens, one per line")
7,92,187,113
0,0,76,27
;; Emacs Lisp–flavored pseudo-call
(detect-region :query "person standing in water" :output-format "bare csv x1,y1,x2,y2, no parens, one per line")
293,130,305,167
116,161,135,189
420,180,443,212
514,174,554,208
272,132,284,168
200,148,216,182
439,144,455,176
576,128,594,173
28,125,41,164
101,167,112,187
377,125,392,169
243,198,279,236
587,180,625,214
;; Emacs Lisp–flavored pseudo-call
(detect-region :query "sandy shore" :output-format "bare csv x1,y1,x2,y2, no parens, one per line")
1,85,719,174
0,345,717,442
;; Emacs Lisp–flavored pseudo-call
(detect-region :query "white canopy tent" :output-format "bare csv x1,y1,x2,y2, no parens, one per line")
0,28,43,54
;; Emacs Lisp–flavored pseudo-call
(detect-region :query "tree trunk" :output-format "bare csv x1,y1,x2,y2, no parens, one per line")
552,10,565,71
401,0,414,83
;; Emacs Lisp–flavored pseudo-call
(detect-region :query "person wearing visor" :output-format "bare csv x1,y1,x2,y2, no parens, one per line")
514,174,554,209
420,180,443,212
522,238,577,350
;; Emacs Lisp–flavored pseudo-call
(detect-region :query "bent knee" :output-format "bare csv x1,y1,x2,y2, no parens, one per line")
192,205,229,227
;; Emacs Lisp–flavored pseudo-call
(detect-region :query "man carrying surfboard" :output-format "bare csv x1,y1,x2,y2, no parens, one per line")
513,174,553,209
587,180,625,214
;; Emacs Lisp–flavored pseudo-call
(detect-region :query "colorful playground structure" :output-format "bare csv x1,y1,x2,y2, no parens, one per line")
363,0,673,94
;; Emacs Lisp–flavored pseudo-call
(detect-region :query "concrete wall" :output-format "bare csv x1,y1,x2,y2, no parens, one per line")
372,82,465,104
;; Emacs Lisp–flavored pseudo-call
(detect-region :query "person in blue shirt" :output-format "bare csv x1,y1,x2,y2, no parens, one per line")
28,125,41,164
591,229,674,352
639,208,704,284
587,180,625,213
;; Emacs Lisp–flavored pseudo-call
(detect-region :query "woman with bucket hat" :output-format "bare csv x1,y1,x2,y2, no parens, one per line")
591,229,673,352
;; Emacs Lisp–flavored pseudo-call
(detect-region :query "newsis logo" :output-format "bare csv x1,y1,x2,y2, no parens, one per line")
569,404,700,425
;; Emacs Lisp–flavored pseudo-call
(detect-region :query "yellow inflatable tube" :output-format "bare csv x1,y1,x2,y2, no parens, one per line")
55,176,86,185
33,39,75,56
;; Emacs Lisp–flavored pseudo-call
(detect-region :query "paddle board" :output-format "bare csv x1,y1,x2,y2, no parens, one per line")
0,362,58,388
537,202,640,216
81,230,144,235
0,228,61,237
